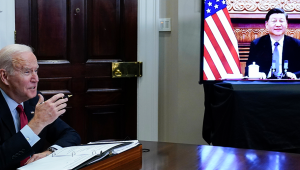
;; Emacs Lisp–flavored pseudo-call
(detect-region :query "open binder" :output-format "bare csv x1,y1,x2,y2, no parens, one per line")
18,140,140,170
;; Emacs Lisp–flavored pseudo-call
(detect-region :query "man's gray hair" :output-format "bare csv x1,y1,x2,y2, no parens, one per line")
0,44,33,75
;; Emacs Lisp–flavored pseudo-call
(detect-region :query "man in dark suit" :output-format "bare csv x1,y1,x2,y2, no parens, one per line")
0,44,81,170
246,8,300,79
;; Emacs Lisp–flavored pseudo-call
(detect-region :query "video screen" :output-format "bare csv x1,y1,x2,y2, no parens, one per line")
200,0,300,83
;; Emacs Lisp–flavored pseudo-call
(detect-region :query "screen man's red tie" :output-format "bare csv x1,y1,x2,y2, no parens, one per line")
16,105,30,166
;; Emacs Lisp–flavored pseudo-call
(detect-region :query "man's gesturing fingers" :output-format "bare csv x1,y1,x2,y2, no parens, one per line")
48,93,66,104
44,93,68,115
53,94,69,108
29,93,68,134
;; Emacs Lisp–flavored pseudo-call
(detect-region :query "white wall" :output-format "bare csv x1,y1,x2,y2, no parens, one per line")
158,0,206,145
0,0,15,49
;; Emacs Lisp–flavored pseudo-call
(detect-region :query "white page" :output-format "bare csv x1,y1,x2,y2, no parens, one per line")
88,140,138,145
53,143,120,156
113,142,139,154
88,140,139,154
18,155,94,170
18,143,121,170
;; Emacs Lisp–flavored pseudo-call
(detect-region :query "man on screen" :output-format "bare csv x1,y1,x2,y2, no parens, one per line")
246,8,300,79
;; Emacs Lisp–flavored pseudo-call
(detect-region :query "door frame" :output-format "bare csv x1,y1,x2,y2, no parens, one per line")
137,0,159,141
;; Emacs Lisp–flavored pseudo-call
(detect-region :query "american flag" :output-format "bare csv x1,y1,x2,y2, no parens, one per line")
203,0,241,80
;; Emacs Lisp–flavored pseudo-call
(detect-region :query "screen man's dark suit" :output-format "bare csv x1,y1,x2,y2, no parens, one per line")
0,92,81,170
245,34,300,76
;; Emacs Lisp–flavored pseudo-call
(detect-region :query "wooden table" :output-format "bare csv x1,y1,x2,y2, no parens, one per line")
140,141,300,170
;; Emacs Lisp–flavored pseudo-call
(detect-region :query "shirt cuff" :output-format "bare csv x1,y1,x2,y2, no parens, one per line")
20,125,40,147
51,144,62,150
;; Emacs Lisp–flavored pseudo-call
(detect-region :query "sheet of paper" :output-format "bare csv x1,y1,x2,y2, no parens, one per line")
113,141,139,154
88,140,138,145
53,143,120,156
88,140,139,154
18,155,94,170
17,143,121,170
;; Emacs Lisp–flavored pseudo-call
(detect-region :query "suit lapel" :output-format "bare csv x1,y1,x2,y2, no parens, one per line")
24,100,35,121
262,35,273,67
24,93,40,121
266,35,272,57
0,92,17,135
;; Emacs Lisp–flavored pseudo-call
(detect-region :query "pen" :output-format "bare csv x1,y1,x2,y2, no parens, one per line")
61,95,73,99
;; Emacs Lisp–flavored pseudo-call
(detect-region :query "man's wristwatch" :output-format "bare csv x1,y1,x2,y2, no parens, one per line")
47,147,57,153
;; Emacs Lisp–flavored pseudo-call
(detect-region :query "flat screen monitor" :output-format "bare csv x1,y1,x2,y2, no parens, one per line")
200,1,300,83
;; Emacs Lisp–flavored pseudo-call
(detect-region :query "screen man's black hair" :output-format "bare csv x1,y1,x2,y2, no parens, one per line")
265,8,288,21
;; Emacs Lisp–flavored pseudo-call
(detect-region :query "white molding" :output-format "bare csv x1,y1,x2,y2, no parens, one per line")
0,0,15,49
137,0,159,141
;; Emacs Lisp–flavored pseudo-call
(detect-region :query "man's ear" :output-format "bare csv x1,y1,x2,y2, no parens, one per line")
265,21,268,29
0,69,9,85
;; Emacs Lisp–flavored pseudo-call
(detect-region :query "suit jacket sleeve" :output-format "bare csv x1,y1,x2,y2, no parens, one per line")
43,117,81,147
282,35,300,75
0,95,35,169
0,131,35,169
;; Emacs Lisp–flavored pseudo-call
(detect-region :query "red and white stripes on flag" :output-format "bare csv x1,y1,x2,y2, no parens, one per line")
203,7,241,80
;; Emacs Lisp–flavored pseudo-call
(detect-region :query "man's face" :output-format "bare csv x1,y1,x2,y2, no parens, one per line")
265,13,288,37
6,51,39,103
